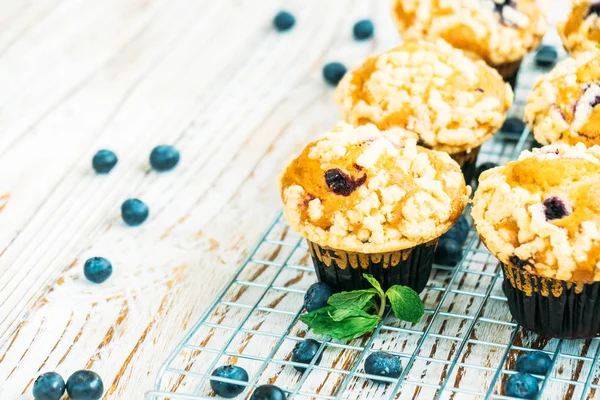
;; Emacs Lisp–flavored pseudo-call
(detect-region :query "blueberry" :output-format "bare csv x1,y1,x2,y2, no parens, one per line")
504,372,539,399
66,370,104,400
304,282,333,312
441,215,469,245
324,168,366,196
33,372,65,400
92,150,117,174
543,197,569,220
353,19,374,40
364,351,402,384
323,62,347,86
210,365,249,398
149,145,180,172
434,239,463,267
502,117,526,138
250,384,286,400
83,257,113,284
273,11,295,32
516,351,552,376
291,339,323,372
121,198,149,226
535,45,558,68
509,255,534,269
476,162,498,183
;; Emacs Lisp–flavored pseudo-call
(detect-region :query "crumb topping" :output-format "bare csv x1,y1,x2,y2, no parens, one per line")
559,0,600,55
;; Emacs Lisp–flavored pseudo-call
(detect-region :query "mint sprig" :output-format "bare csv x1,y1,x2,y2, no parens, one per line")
299,274,425,341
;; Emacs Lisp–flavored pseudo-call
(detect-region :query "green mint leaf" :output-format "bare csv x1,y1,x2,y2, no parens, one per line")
310,309,380,341
299,306,336,326
363,274,384,297
386,285,425,323
327,289,378,311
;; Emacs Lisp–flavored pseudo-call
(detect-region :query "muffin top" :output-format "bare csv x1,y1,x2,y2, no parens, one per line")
391,0,549,66
280,122,469,253
559,0,600,55
525,51,600,147
472,143,600,282
334,40,513,154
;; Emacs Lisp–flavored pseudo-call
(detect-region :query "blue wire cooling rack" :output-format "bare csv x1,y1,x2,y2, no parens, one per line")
145,57,600,400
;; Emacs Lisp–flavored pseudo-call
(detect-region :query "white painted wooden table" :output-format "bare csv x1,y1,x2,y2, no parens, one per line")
0,1,572,399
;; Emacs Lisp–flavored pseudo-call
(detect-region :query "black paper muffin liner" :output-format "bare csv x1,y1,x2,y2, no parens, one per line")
493,59,523,90
502,262,600,339
307,239,438,294
450,146,481,185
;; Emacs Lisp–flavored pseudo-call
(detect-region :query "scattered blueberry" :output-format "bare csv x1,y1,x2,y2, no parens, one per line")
291,339,323,372
353,19,374,40
434,239,463,267
504,372,539,399
587,3,600,17
441,216,469,245
502,117,526,139
210,365,249,398
92,150,118,174
149,145,180,172
121,198,149,226
273,11,295,32
476,162,498,183
250,384,286,400
324,168,366,196
544,196,569,220
83,257,113,284
33,372,66,400
364,351,402,384
323,62,347,86
535,45,558,68
304,282,333,312
66,370,104,400
516,351,552,376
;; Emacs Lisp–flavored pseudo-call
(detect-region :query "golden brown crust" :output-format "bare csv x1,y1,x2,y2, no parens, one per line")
558,0,600,55
279,122,469,253
334,40,513,154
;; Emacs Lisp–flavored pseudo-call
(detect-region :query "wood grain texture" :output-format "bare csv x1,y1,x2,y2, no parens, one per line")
0,1,579,399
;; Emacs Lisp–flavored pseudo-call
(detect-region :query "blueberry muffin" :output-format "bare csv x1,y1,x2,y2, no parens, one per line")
525,51,600,147
472,143,600,338
391,0,550,86
280,122,469,293
559,0,600,55
334,39,513,184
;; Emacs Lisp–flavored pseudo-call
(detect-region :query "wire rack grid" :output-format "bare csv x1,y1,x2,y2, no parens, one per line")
145,55,600,400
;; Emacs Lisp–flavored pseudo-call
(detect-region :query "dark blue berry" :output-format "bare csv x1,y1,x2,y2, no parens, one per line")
149,145,180,172
323,62,347,86
66,370,104,400
353,19,374,40
516,351,552,376
210,365,249,398
33,372,65,400
291,339,323,372
84,257,113,284
587,3,600,17
476,162,498,183
325,168,366,196
121,198,149,226
504,372,539,399
535,45,558,68
92,150,117,174
273,11,295,32
544,197,569,220
441,216,469,245
502,117,526,138
304,282,333,312
250,384,286,400
434,239,463,267
364,351,402,384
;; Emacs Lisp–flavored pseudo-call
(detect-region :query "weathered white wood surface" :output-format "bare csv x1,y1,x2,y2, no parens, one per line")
0,1,583,399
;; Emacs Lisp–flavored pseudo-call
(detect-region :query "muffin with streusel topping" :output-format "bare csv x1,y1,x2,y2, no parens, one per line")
559,0,600,55
525,51,600,147
280,122,469,293
335,39,513,184
472,143,600,338
391,0,549,86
